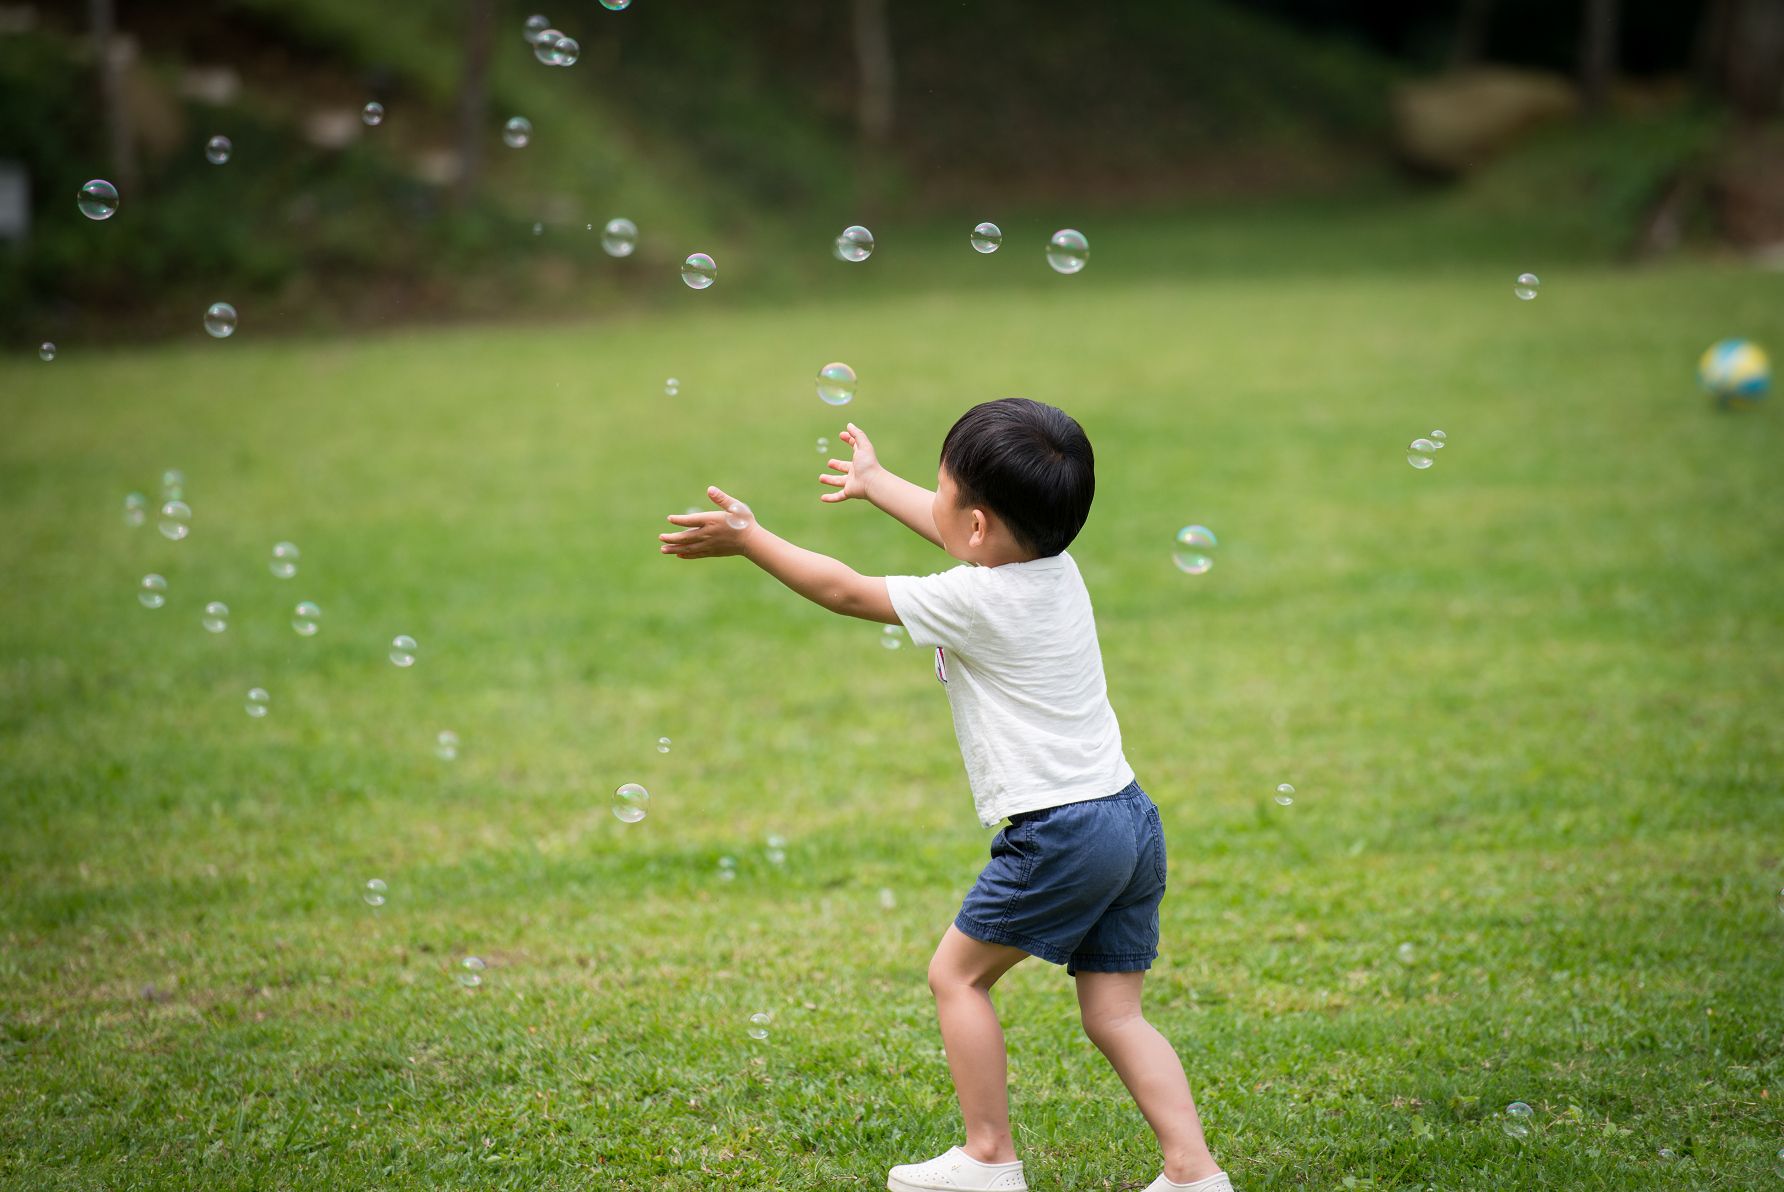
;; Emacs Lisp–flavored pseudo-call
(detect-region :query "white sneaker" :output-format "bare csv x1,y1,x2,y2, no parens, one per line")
886,1146,1027,1192
1144,1173,1234,1192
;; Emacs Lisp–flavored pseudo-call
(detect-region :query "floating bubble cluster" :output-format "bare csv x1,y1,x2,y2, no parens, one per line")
523,14,550,42
202,601,230,633
245,687,270,717
881,624,904,650
601,217,637,258
1172,525,1217,575
1430,429,1447,449
613,782,650,823
747,1011,771,1040
361,102,384,127
457,956,485,987
205,135,232,165
816,436,829,454
292,601,321,637
158,501,192,541
138,574,168,609
817,362,857,406
389,635,418,667
503,116,532,148
362,878,388,906
38,341,54,362
836,225,875,262
1407,438,1437,469
681,252,717,290
78,179,118,221
656,736,672,753
971,222,1003,253
1047,229,1088,274
204,302,237,338
268,542,299,578
1514,272,1541,301
436,730,459,761
1273,783,1295,806
664,377,680,397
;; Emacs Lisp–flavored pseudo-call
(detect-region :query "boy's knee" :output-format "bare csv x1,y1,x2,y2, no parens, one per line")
1081,1006,1144,1045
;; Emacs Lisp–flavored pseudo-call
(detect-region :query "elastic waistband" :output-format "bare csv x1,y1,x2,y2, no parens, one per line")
1009,778,1146,824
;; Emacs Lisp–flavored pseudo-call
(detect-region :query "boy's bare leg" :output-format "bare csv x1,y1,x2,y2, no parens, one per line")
927,925,1031,1165
1075,970,1222,1183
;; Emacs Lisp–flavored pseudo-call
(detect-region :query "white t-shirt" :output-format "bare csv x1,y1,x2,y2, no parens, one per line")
886,551,1134,827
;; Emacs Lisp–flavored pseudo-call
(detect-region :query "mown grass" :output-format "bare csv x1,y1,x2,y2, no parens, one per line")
1,218,1782,1189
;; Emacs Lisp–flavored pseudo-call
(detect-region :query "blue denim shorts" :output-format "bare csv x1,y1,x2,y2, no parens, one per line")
955,780,1166,975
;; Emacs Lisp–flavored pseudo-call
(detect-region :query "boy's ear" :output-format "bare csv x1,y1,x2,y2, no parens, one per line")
968,506,990,546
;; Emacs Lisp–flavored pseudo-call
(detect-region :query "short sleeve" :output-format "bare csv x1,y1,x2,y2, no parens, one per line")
885,565,983,651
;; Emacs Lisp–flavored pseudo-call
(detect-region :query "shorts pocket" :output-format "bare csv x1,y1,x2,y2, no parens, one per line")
1147,805,1168,887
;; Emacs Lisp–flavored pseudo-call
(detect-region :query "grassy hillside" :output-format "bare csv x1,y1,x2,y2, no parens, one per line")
1,223,1781,1186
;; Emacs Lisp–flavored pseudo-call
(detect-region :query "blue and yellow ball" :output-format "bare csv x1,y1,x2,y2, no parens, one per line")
1697,338,1770,409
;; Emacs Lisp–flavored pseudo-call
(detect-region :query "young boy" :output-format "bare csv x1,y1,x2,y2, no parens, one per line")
658,398,1232,1192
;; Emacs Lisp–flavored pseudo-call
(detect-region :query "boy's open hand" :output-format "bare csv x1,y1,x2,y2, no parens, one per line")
659,485,754,559
818,423,881,504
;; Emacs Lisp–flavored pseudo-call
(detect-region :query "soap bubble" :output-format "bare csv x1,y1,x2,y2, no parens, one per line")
1430,429,1447,449
78,179,118,220
532,221,543,237
816,436,829,454
361,101,384,126
503,116,532,148
532,30,565,63
601,217,637,257
362,878,388,906
158,500,192,541
38,342,55,362
881,625,904,650
717,855,737,881
1047,228,1088,274
205,135,232,164
664,377,680,396
436,730,459,761
245,687,270,718
138,574,168,609
523,14,550,42
457,956,485,987
767,846,787,865
879,887,897,910
123,492,147,526
203,302,237,338
550,35,579,65
1407,438,1437,469
724,502,752,531
1513,272,1540,301
613,782,650,823
836,225,874,262
816,361,857,406
1171,525,1216,575
292,601,321,637
1396,941,1416,965
971,222,1003,253
1656,1147,1677,1162
1502,1102,1533,1139
656,736,672,753
161,469,185,500
600,0,631,9
389,635,418,667
269,541,300,578
747,1011,771,1040
202,601,230,633
1273,783,1295,806
681,252,717,289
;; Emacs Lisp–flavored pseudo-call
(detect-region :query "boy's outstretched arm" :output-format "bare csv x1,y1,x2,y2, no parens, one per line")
659,485,899,624
818,423,943,549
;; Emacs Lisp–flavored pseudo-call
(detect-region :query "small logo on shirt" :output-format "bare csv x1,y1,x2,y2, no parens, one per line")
934,646,948,685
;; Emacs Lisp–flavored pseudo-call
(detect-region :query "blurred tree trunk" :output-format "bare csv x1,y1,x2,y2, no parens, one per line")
88,0,136,192
1449,0,1495,69
1699,0,1784,118
852,0,894,214
453,0,496,208
1578,0,1619,116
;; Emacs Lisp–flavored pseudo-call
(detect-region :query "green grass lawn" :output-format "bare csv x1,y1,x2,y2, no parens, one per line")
2,223,1782,1189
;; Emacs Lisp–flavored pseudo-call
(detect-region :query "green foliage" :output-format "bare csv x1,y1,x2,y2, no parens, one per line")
1,214,1781,1187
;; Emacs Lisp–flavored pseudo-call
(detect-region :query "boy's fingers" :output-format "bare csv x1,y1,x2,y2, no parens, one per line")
819,490,844,502
706,484,736,509
818,474,843,487
826,459,849,472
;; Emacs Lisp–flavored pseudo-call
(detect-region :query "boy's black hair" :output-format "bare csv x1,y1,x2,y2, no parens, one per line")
939,397,1094,557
